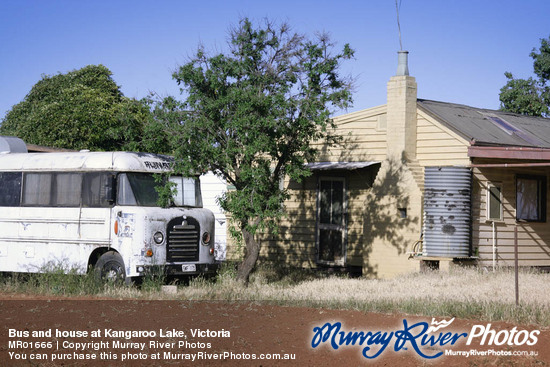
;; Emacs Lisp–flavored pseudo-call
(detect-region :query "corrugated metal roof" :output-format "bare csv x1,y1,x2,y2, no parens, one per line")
306,161,380,171
417,99,550,148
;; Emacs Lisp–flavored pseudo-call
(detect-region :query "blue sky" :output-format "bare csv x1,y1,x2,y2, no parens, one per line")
1,0,549,120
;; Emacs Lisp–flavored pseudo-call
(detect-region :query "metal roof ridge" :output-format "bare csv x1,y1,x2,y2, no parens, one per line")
418,99,550,121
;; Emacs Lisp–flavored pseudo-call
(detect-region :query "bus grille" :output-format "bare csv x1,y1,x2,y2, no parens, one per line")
166,217,200,262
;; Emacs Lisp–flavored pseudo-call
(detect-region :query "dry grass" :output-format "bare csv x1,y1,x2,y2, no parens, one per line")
280,268,550,306
175,266,550,326
2,265,549,326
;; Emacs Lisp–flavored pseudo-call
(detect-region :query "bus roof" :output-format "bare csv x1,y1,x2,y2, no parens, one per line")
0,151,174,172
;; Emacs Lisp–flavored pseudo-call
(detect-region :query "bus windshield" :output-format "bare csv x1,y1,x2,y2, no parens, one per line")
117,173,203,207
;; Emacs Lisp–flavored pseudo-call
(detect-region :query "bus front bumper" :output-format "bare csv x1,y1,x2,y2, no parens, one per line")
134,263,219,277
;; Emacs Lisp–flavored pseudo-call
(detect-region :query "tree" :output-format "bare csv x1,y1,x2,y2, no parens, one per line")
160,18,354,284
500,36,550,117
0,65,151,151
139,95,182,154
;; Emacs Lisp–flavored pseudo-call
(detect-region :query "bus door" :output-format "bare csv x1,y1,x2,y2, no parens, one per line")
79,172,115,249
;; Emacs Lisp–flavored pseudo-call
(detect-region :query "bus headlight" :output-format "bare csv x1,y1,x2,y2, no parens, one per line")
201,232,211,245
153,231,164,245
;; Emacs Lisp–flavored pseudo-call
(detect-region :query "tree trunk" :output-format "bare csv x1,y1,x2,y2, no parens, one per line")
235,227,261,285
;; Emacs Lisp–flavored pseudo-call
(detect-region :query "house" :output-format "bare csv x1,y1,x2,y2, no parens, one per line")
232,51,550,278
200,171,228,262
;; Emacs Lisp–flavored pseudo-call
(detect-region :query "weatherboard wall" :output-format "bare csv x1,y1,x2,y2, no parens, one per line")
253,106,388,268
415,111,470,167
472,164,550,268
255,168,376,269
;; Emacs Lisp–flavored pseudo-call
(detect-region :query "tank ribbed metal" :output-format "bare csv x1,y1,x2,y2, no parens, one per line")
423,166,472,257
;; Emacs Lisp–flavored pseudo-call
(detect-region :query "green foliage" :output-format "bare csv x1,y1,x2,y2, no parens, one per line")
151,18,354,282
532,36,550,81
0,65,152,151
160,18,354,236
153,173,177,208
139,95,182,154
139,266,168,292
216,261,238,280
500,36,550,117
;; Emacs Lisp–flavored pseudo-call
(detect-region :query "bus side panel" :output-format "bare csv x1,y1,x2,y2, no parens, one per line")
111,209,147,278
79,207,112,247
0,207,112,273
0,207,21,272
14,207,88,272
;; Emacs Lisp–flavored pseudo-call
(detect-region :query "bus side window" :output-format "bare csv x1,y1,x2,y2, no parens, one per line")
23,173,82,207
23,173,52,206
170,176,201,207
117,173,137,206
54,173,82,207
0,172,22,206
83,172,115,207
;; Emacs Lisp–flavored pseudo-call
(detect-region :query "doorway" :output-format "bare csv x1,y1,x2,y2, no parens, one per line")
316,177,346,265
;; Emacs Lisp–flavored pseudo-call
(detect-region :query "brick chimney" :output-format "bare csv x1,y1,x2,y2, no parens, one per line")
386,51,417,159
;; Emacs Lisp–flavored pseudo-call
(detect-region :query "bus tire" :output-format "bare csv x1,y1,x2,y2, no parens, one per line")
94,251,126,284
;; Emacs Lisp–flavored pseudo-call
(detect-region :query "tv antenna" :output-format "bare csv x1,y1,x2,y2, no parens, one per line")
395,0,403,50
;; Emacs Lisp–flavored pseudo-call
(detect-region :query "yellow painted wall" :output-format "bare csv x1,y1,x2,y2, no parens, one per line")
255,167,378,269
317,106,388,163
416,111,470,166
363,156,422,278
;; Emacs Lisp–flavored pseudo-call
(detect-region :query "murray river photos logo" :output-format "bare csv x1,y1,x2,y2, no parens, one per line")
311,318,540,359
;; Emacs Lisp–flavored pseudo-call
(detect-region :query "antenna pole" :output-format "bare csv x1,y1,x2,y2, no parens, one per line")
395,0,403,51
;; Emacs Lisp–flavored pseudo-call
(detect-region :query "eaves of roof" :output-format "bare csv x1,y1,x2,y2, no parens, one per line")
469,145,550,160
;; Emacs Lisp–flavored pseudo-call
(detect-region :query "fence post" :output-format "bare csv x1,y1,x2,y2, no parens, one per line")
514,224,519,306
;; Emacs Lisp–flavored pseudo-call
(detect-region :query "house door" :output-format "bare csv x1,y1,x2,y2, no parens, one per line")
317,177,346,266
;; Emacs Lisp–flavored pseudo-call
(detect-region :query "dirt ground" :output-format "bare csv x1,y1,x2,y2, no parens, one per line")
0,293,547,366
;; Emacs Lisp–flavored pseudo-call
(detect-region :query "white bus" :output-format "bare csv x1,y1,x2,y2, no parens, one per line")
0,148,217,282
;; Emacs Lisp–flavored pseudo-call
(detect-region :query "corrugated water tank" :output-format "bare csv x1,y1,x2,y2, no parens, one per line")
423,166,472,257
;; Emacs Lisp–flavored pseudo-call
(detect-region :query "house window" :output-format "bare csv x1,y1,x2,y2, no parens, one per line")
516,175,547,222
487,183,503,221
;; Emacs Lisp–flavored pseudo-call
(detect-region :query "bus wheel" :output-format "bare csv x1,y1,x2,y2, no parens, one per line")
94,251,126,284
